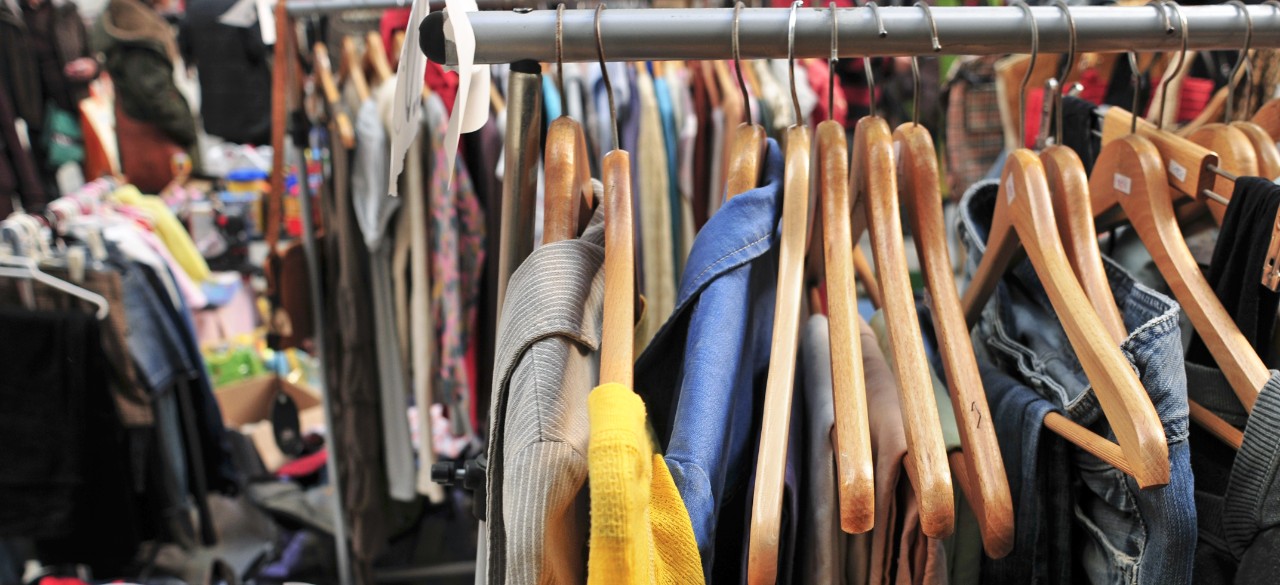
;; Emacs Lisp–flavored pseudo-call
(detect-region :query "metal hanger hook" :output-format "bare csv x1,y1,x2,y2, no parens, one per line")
594,3,619,151
788,1,803,125
1128,51,1141,135
1052,0,1076,146
1224,0,1253,122
733,1,754,127
555,3,567,118
828,1,838,118
912,1,940,128
1153,0,1188,131
1011,0,1038,148
860,1,886,118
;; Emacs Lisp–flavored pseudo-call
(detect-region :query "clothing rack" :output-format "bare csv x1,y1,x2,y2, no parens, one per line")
420,4,1280,66
286,0,532,16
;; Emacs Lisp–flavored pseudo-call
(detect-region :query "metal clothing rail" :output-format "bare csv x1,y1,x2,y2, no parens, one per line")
286,0,533,16
420,4,1280,66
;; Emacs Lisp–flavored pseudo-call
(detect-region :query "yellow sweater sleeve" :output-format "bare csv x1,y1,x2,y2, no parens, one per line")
587,383,703,585
112,186,211,283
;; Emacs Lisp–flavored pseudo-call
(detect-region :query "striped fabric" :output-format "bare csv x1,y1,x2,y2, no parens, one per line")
483,208,607,585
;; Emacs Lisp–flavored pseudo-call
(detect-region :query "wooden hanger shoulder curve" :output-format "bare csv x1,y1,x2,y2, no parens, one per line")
815,119,874,535
311,42,355,149
1100,108,1219,205
962,148,1170,488
1091,134,1267,410
542,117,595,244
895,121,1013,556
851,116,954,538
747,123,811,585
1187,123,1259,224
1231,121,1280,180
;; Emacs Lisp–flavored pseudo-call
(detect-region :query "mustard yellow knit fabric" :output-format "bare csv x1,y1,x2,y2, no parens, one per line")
112,185,210,283
586,383,704,585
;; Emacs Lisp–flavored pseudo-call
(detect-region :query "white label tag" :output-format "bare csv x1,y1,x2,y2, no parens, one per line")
894,140,902,164
1114,173,1132,195
1005,175,1015,204
1169,160,1188,183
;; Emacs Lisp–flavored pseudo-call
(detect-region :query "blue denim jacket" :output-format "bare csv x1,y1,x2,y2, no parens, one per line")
958,180,1196,585
635,138,783,581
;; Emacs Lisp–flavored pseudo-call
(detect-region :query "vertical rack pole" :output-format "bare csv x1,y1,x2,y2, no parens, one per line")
292,139,355,585
495,60,544,312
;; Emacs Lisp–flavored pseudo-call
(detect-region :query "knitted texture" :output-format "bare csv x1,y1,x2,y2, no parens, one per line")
587,383,703,585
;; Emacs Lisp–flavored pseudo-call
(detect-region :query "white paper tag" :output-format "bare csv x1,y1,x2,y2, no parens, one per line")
1168,159,1187,183
386,0,429,197
1005,174,1016,204
441,0,491,187
894,140,902,165
1114,173,1132,195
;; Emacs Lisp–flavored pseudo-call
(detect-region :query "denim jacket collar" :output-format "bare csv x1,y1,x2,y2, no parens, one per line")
673,138,784,310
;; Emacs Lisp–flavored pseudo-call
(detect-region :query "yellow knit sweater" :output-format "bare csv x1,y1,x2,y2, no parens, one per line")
587,383,704,585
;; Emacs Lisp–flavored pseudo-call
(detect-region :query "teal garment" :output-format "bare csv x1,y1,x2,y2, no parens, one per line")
653,74,684,273
542,75,562,122
870,311,984,585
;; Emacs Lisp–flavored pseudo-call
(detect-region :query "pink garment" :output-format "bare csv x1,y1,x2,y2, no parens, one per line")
193,277,258,344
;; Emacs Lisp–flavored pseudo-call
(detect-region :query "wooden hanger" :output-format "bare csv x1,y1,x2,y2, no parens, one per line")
852,115,954,538
542,5,594,244
898,119,1015,556
849,1,954,538
851,247,882,310
1186,123,1258,224
748,7,816,582
596,5,634,388
1091,132,1265,417
338,36,370,103
1234,121,1280,178
965,6,1168,486
1100,108,1219,206
724,3,765,201
312,43,355,149
1250,99,1280,141
811,3,873,537
365,31,394,85
960,149,1170,487
889,3,1010,554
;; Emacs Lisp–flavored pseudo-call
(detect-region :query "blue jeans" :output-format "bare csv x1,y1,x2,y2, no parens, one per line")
958,180,1196,585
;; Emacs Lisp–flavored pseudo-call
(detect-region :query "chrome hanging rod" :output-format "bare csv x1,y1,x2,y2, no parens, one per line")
286,0,533,16
417,5,1280,66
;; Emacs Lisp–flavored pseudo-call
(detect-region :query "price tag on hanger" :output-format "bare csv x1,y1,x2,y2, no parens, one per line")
1114,173,1132,195
441,0,491,187
1005,175,1015,204
1168,160,1187,183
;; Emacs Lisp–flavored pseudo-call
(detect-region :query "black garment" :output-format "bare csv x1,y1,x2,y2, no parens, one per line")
178,0,272,145
0,308,140,577
20,0,92,113
1059,95,1102,174
1186,177,1280,365
0,80,46,217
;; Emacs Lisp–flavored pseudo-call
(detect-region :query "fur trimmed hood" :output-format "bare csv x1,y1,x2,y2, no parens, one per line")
97,0,177,60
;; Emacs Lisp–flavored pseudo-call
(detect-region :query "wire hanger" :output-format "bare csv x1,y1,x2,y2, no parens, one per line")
542,3,595,244
893,0,1013,557
0,255,109,320
748,5,816,583
597,3,635,389
811,0,875,538
724,1,768,201
848,0,955,540
961,0,1171,489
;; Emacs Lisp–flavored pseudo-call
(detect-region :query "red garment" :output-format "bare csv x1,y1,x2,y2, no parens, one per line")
1023,86,1047,149
276,448,328,479
379,9,460,114
1178,77,1214,123
804,59,848,125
